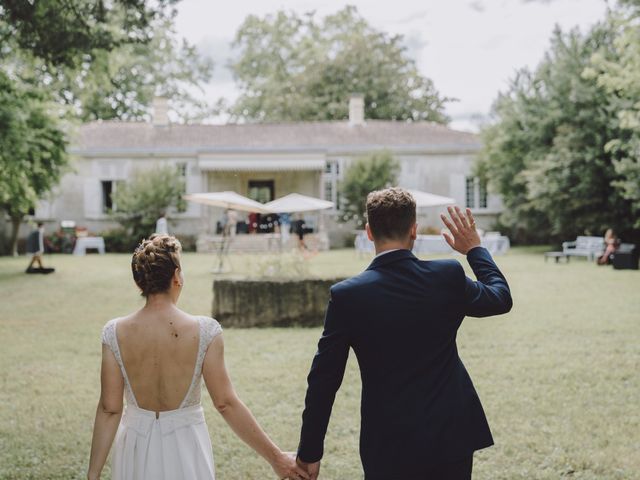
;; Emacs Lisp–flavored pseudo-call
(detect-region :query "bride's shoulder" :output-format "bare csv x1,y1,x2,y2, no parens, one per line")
194,315,223,344
100,317,123,345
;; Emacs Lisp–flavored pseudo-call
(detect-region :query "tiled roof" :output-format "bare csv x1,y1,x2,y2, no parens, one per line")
71,120,480,155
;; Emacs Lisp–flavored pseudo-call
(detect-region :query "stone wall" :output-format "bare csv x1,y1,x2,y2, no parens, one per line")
212,277,345,327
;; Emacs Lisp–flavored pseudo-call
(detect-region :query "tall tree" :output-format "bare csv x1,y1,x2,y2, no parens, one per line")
229,6,448,123
478,23,636,243
0,0,176,67
340,151,400,228
5,17,214,123
0,71,68,255
0,0,207,254
586,3,640,228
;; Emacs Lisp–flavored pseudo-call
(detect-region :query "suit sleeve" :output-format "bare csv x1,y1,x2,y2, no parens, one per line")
463,246,513,317
298,289,350,463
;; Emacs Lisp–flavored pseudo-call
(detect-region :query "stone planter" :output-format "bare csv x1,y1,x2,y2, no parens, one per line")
212,277,345,327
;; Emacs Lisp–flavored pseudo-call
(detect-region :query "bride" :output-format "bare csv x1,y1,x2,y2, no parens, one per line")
88,234,308,480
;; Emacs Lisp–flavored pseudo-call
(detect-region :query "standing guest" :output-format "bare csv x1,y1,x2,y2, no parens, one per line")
25,222,48,273
597,228,619,265
280,212,291,246
225,209,238,237
218,210,228,235
155,212,168,235
294,216,308,251
248,212,258,234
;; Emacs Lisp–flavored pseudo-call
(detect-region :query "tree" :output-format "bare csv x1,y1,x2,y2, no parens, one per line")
340,151,400,228
0,0,176,67
477,23,636,243
228,6,448,123
111,166,186,242
586,4,640,228
0,71,68,255
5,17,215,123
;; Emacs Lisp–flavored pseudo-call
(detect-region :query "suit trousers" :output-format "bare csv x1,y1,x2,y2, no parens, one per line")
365,455,473,480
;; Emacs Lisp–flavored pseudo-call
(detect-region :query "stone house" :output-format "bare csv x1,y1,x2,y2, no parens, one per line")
29,96,501,249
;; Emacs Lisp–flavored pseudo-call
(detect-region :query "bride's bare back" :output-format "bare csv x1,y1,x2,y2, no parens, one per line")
116,308,200,412
89,235,308,480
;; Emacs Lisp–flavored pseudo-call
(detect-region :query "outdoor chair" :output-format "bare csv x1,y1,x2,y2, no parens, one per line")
562,236,605,261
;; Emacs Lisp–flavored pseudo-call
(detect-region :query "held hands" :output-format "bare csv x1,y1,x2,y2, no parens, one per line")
297,458,321,480
440,206,481,255
271,452,311,480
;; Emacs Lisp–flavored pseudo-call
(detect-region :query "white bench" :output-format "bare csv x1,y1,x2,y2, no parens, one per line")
562,236,604,261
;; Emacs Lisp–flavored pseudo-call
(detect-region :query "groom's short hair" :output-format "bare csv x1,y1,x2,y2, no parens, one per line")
366,188,416,241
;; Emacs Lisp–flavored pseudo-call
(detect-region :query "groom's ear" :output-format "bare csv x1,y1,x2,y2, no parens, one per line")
365,223,375,242
410,223,418,240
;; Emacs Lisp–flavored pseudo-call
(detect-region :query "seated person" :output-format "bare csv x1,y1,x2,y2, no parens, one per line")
597,228,620,265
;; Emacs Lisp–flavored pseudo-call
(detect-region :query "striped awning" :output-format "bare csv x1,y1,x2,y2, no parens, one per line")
199,159,324,171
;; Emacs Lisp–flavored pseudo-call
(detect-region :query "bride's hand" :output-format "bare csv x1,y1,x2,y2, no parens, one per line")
271,451,310,480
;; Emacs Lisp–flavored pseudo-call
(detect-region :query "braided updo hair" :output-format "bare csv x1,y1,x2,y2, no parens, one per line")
131,234,182,297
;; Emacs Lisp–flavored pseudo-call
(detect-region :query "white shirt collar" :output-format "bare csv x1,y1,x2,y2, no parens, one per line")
374,248,402,259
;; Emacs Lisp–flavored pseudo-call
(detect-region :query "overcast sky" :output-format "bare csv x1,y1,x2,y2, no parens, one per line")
174,0,610,131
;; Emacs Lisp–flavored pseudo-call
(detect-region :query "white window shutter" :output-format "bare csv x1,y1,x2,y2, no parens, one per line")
449,173,465,206
84,179,102,218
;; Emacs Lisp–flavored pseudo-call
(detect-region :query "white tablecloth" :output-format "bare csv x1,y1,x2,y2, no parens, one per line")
73,236,106,255
354,232,510,256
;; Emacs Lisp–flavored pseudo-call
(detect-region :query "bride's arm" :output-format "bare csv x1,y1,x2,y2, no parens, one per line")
88,345,124,480
202,335,309,480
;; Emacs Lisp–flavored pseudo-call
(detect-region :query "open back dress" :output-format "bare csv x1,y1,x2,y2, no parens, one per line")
101,316,222,480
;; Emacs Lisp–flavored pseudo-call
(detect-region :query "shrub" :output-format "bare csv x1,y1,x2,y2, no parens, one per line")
101,228,140,253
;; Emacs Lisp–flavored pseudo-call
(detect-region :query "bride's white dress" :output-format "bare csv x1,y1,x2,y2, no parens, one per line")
101,316,222,480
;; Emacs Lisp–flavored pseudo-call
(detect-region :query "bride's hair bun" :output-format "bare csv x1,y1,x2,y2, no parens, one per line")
131,234,182,296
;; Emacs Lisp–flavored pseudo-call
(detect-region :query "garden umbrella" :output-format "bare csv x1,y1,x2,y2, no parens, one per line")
406,189,456,208
264,193,334,213
183,191,271,213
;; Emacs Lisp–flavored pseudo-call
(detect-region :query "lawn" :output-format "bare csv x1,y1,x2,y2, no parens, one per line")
0,248,638,479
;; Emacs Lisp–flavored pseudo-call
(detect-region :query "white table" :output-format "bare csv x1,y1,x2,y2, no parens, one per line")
354,232,510,256
73,236,106,255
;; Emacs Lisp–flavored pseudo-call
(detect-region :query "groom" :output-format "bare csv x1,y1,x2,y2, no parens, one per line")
296,188,512,479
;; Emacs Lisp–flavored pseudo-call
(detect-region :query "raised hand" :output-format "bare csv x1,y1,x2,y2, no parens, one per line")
440,206,481,255
271,452,311,480
296,458,321,480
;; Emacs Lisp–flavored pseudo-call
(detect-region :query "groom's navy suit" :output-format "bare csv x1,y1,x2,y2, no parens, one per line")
298,247,512,478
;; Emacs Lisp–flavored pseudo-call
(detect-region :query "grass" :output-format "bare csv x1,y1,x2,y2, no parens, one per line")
0,248,639,479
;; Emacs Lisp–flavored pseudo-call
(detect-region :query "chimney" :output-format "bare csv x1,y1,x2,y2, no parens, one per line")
348,93,365,126
152,96,170,126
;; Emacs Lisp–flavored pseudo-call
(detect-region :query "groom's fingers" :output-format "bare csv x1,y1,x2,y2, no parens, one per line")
442,231,455,249
294,467,311,479
466,208,476,229
455,206,470,229
440,213,458,236
447,206,465,233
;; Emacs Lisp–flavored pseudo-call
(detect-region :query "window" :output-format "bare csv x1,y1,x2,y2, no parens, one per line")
248,180,274,203
324,180,333,203
101,180,124,213
102,181,114,213
177,163,187,177
323,160,342,210
465,177,476,208
465,177,488,209
479,182,488,208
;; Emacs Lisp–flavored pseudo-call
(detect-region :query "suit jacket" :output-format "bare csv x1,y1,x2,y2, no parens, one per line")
297,247,512,477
